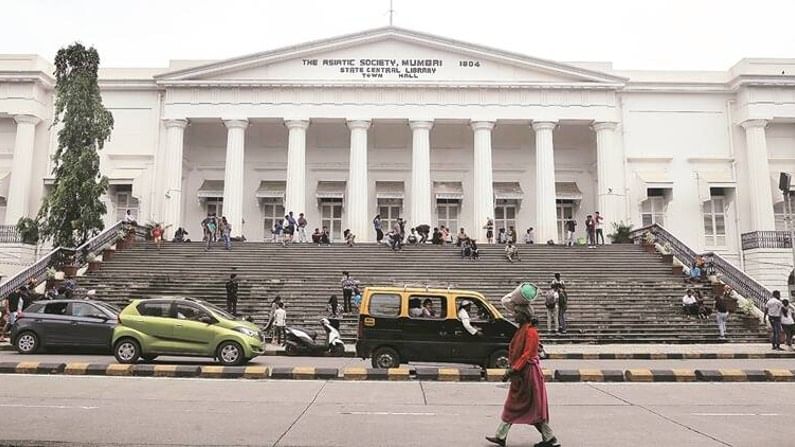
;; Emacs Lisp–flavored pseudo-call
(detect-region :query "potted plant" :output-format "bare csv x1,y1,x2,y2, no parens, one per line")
61,260,78,278
16,217,40,245
659,242,674,264
45,267,61,289
115,229,129,250
86,253,101,272
102,244,115,261
642,231,657,253
607,222,634,244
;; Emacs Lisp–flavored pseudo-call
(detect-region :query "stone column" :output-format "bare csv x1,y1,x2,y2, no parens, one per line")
593,121,627,232
471,121,495,241
533,121,558,243
162,118,188,235
222,119,248,238
5,115,40,225
347,120,371,241
285,120,309,216
741,119,776,231
409,120,433,226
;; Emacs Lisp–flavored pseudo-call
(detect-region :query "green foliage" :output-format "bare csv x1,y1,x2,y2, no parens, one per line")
37,43,114,247
608,222,634,244
15,217,40,245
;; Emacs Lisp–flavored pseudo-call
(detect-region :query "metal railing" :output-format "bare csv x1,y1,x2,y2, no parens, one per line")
630,224,771,310
0,225,22,243
0,221,144,299
741,231,793,250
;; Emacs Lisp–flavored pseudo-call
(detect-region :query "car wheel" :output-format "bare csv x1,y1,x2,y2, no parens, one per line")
217,341,244,366
141,355,158,363
114,338,140,364
488,349,510,369
15,331,39,354
330,343,345,357
371,347,400,369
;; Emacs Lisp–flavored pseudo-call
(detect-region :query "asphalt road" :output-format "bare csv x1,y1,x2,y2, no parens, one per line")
2,350,795,370
0,375,792,446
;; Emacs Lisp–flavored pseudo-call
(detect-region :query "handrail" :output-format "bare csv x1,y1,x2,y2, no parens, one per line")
0,221,144,299
741,231,793,250
630,224,772,310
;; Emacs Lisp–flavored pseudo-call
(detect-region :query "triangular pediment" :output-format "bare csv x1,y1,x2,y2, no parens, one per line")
156,27,626,86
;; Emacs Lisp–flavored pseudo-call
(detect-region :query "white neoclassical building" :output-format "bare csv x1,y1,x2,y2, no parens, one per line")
0,27,794,288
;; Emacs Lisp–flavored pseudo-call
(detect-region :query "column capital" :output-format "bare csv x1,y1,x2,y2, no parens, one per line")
470,120,495,131
284,119,310,130
740,119,768,130
13,114,41,125
409,120,434,131
346,119,371,130
223,118,249,130
592,121,619,132
531,121,558,132
163,118,188,129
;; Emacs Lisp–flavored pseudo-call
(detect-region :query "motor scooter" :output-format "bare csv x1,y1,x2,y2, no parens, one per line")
284,318,345,356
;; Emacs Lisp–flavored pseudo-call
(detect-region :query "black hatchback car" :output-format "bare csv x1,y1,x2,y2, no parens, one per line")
11,300,120,354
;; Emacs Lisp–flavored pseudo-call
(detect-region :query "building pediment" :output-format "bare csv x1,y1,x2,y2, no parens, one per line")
155,27,626,88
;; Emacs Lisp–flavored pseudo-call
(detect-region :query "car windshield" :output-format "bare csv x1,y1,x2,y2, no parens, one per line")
197,300,237,320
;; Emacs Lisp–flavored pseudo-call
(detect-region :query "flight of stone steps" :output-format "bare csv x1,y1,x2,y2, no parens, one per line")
76,241,769,344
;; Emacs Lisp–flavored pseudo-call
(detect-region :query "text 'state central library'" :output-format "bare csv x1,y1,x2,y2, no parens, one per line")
0,27,793,289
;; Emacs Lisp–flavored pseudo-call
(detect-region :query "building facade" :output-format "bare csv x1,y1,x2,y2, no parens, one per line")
0,27,793,287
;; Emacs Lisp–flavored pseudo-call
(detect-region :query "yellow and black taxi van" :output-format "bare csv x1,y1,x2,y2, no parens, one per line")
356,286,517,369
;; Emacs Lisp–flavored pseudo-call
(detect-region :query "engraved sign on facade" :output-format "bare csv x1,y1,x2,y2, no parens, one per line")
301,57,480,79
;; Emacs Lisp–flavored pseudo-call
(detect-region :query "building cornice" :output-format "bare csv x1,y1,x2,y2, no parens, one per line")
0,71,54,89
156,79,623,90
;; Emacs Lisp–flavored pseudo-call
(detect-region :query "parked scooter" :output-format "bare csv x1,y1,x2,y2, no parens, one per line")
284,318,345,356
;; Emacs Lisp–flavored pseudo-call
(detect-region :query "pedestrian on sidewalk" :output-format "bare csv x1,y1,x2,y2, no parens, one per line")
764,290,784,350
221,216,232,250
297,213,308,243
272,302,287,346
373,214,383,243
327,295,344,330
225,273,239,315
715,290,730,340
486,309,560,447
781,299,795,349
543,288,559,334
341,271,356,312
594,211,605,245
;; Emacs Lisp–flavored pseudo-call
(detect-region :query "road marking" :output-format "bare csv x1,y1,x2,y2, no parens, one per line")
0,404,98,410
341,411,440,416
692,413,781,416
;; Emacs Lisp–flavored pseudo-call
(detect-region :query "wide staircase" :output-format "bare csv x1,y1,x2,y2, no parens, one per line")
74,241,769,344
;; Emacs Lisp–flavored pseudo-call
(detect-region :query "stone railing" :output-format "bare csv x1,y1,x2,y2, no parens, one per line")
630,224,771,310
0,221,144,299
0,225,22,243
741,231,793,250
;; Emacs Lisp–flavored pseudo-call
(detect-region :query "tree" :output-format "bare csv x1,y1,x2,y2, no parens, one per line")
37,43,113,248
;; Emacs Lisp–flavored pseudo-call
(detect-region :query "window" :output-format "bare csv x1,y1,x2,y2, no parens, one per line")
70,302,107,319
115,188,139,222
407,295,447,319
703,193,727,248
262,199,285,237
641,190,667,227
206,198,223,218
43,302,68,315
436,199,459,231
137,301,172,317
774,197,795,231
367,293,401,318
455,297,493,323
494,200,517,234
175,302,209,321
320,199,343,241
556,200,576,242
378,199,402,232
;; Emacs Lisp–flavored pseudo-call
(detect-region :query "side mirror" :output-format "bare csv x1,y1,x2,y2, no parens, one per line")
199,315,214,324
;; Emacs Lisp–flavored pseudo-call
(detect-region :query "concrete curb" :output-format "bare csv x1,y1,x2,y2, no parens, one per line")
2,363,795,382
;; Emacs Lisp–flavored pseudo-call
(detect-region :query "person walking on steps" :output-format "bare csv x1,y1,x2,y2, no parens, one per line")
765,290,785,351
225,273,239,315
373,214,383,243
715,289,730,340
781,299,795,349
297,213,308,243
594,211,605,245
341,271,356,313
221,216,232,250
486,309,561,447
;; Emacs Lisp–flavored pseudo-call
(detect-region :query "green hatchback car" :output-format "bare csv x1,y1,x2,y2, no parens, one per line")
112,297,265,365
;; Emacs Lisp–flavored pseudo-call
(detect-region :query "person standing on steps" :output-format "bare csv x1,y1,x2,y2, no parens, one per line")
297,213,308,243
151,224,164,251
225,273,239,315
264,295,282,339
544,288,559,334
524,227,535,244
205,215,218,251
551,273,567,334
483,218,494,244
715,289,730,340
781,299,795,349
486,309,560,447
220,216,232,250
341,271,357,313
594,211,605,245
373,214,383,243
585,215,596,248
565,219,576,247
272,302,287,346
765,290,785,351
327,295,344,331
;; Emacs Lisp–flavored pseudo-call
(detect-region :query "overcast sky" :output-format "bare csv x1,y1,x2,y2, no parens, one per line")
3,0,795,71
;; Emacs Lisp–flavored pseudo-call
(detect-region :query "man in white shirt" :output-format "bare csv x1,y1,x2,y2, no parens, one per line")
764,290,784,350
458,301,481,336
682,289,698,316
273,302,287,346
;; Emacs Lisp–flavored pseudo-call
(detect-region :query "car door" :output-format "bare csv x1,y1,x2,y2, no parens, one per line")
172,302,217,355
37,301,72,346
399,295,452,362
451,297,495,363
65,302,116,348
131,300,178,352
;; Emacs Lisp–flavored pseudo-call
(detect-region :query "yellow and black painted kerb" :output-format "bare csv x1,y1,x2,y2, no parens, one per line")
554,369,625,382
0,361,66,374
199,365,269,379
131,364,201,378
624,369,697,382
695,369,769,382
270,367,340,380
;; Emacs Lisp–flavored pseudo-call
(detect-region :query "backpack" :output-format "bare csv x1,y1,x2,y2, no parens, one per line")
545,292,557,309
